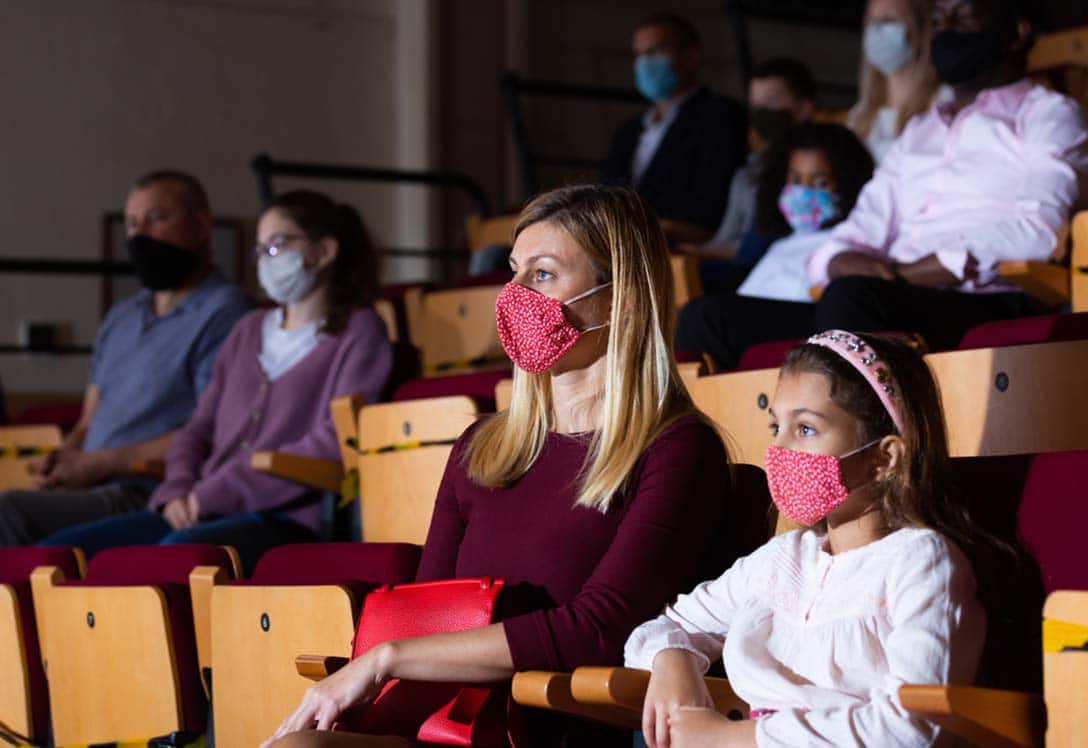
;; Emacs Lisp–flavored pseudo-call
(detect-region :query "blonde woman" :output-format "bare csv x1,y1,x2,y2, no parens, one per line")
848,0,939,162
266,185,732,747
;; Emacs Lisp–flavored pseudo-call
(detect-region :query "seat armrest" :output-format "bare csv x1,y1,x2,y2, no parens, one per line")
569,667,749,724
512,670,646,728
295,655,350,681
250,452,343,494
127,458,165,479
996,261,1070,308
898,684,1044,748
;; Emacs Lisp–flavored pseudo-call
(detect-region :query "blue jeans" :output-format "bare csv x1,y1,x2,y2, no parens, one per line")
38,510,318,575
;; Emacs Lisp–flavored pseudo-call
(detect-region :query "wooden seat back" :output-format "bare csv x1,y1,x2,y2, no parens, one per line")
1043,591,1088,746
418,286,507,375
465,212,519,252
0,424,61,490
356,396,480,544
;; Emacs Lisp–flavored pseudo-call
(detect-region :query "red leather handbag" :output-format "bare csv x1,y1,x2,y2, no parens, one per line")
343,577,516,747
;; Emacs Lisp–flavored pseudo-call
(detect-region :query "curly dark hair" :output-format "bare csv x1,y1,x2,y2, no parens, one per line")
753,122,875,237
266,190,379,335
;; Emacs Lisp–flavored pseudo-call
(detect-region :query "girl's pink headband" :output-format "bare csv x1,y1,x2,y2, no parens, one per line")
805,330,905,434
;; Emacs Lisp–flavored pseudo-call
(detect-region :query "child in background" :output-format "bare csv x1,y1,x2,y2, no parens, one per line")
735,123,874,302
626,331,1002,747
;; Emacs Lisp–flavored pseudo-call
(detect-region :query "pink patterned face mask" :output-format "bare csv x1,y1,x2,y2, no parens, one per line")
495,281,611,373
764,440,880,526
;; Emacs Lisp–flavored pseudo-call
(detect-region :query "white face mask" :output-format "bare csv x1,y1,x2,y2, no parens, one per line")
257,250,317,305
863,21,913,75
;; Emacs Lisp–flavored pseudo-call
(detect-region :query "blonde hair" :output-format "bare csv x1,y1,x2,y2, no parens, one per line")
848,0,939,139
463,185,718,511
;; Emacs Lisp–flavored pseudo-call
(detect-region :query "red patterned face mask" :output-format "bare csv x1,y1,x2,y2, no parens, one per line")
764,440,880,526
495,281,611,373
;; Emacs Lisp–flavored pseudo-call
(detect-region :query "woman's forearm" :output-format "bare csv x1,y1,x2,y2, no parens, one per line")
381,623,515,683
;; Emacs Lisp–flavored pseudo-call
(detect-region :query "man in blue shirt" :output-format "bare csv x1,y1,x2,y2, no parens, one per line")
0,170,252,545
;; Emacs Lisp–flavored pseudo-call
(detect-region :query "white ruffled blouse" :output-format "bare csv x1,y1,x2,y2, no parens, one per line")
624,527,986,747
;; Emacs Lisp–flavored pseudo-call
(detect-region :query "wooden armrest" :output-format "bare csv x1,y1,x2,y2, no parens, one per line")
997,261,1070,308
570,667,748,723
250,451,343,494
295,655,350,681
511,671,643,728
809,285,824,301
898,684,1044,748
127,458,165,479
189,565,229,680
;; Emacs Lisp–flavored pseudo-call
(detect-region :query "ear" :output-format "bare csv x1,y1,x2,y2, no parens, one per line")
1013,18,1032,51
313,236,339,272
873,435,906,480
195,209,213,248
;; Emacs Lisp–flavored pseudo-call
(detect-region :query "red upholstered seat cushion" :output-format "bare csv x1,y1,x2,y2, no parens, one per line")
735,339,801,372
71,545,237,734
393,370,511,412
11,401,84,431
958,312,1088,350
0,547,83,740
250,542,420,586
1016,451,1088,593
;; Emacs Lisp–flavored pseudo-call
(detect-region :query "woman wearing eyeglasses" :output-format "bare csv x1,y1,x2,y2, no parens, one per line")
38,190,392,572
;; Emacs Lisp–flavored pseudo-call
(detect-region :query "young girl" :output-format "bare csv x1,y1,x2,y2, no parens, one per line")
626,331,990,747
734,122,875,303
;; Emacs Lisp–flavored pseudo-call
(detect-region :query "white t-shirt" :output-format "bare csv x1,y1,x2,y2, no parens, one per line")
737,230,829,303
257,307,325,381
625,527,986,748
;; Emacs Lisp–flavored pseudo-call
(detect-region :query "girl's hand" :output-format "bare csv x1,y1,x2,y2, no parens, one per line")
668,708,757,748
642,649,714,748
260,643,394,748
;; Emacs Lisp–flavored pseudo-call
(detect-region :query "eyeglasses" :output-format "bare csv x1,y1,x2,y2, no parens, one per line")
252,233,308,260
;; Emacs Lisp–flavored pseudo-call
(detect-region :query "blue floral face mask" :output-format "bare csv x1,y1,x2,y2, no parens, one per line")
635,54,679,102
778,184,840,233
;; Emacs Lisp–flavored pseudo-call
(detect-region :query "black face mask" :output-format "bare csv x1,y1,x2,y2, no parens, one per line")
750,107,796,146
930,29,1005,85
126,234,202,291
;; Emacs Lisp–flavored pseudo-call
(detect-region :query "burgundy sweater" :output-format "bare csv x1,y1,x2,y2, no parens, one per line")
416,415,729,672
149,308,392,531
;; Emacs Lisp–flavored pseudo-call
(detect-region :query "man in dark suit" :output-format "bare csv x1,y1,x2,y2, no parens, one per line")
602,12,747,231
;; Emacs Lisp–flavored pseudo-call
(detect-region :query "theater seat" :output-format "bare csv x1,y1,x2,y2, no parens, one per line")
393,369,512,412
30,544,239,745
0,547,84,742
899,450,1088,747
0,424,61,490
957,311,1088,350
202,543,420,748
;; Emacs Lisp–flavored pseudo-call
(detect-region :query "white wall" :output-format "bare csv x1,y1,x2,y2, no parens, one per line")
0,0,438,399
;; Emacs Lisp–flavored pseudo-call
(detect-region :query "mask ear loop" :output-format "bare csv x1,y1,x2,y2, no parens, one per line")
563,281,613,333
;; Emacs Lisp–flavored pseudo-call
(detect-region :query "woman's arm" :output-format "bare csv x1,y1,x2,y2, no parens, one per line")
262,623,513,747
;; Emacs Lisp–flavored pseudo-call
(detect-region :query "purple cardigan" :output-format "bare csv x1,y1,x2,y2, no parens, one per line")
149,307,392,531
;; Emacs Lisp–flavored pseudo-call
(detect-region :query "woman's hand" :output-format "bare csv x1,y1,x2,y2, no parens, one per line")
162,492,199,530
260,643,395,748
668,708,757,748
642,649,714,748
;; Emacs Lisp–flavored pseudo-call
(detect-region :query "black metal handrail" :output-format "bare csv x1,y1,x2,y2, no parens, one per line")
251,154,492,217
500,72,644,197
